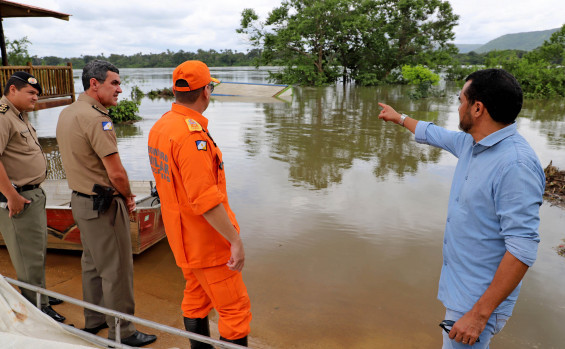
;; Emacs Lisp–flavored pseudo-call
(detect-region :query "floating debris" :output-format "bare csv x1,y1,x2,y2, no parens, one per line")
544,161,565,208
557,242,565,257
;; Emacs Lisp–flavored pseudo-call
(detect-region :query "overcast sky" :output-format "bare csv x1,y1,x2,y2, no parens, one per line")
4,0,565,58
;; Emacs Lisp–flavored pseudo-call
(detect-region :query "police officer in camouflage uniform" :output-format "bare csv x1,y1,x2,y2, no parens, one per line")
0,72,65,322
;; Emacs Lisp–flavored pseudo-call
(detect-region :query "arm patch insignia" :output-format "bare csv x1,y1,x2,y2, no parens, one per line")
102,121,113,131
196,140,207,151
0,104,9,114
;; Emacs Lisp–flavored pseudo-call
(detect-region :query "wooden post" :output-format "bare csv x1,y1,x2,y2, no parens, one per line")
0,17,8,66
67,62,75,102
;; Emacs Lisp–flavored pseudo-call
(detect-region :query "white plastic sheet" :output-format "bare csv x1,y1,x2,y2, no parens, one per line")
0,275,99,348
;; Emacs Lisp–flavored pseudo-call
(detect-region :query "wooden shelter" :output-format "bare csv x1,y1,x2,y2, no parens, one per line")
0,0,70,66
0,1,74,110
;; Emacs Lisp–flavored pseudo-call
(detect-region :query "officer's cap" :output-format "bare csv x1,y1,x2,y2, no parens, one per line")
10,71,42,95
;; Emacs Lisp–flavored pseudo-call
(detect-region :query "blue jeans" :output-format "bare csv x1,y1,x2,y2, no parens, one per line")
442,308,509,349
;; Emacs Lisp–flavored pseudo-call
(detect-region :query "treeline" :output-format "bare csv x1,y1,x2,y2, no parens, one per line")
452,50,533,66
446,25,565,98
237,0,565,98
30,48,261,69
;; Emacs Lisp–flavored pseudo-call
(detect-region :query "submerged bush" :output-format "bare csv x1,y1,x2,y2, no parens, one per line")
402,65,441,99
108,99,141,123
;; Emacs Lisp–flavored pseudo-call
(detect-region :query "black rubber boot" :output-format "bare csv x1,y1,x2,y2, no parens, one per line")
183,317,213,349
220,335,248,347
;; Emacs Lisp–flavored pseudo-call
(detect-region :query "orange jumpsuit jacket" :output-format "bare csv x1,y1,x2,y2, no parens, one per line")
148,103,239,268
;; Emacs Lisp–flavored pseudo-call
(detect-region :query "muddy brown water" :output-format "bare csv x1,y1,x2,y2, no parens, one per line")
2,68,564,348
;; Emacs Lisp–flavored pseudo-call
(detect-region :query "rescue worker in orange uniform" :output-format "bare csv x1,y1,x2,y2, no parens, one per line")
148,60,251,348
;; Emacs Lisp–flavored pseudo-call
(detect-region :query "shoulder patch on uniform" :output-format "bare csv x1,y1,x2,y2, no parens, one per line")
186,118,202,132
92,105,110,116
0,104,9,114
195,140,207,151
102,121,113,131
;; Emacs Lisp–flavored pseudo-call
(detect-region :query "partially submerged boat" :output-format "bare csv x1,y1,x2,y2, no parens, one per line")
212,81,293,103
0,180,165,254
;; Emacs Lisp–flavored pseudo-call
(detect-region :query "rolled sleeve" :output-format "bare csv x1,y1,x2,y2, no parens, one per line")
495,161,543,267
505,237,539,267
190,185,225,216
415,121,432,144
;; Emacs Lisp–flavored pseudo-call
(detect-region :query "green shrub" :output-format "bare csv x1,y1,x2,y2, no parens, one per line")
130,86,144,101
108,99,141,123
402,65,441,99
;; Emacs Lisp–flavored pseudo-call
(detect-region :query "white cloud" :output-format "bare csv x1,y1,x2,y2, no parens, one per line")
448,0,565,44
3,0,564,58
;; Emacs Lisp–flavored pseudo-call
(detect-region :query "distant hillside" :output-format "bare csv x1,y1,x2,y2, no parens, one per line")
474,28,560,53
455,44,484,54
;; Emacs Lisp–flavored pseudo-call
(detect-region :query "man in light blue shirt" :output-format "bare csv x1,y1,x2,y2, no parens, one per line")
378,69,544,348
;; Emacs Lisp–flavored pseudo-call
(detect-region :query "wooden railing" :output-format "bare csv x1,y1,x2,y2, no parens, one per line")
0,62,76,110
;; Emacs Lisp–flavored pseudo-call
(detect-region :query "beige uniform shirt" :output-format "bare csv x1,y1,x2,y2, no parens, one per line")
0,96,47,186
56,94,118,195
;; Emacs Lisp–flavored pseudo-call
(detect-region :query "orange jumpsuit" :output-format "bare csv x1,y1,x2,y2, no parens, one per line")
148,103,251,339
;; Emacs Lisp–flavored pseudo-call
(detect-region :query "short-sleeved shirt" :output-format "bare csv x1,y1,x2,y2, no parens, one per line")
56,94,118,195
0,95,46,186
415,121,544,316
148,103,239,268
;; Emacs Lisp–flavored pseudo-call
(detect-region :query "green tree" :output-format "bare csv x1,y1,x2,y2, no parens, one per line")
6,36,32,65
353,0,458,85
528,24,565,65
238,0,458,86
238,0,351,85
484,25,565,98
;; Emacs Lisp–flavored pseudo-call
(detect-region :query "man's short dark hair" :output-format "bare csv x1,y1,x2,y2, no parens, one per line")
174,79,204,104
3,77,28,95
465,69,523,124
82,60,119,91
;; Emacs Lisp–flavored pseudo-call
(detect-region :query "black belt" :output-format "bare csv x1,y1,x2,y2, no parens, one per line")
72,191,95,199
15,184,40,193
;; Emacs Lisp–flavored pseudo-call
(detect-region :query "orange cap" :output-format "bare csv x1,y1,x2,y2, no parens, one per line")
173,60,220,92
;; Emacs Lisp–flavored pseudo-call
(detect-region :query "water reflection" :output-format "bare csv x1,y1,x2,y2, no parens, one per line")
114,123,143,138
40,137,65,180
255,85,444,189
521,98,565,149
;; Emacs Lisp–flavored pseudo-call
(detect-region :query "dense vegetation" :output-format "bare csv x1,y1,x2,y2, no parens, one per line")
448,25,565,99
30,49,261,69
237,0,459,86
6,16,565,99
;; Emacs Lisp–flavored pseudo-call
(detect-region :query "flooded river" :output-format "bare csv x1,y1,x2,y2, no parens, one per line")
10,67,565,347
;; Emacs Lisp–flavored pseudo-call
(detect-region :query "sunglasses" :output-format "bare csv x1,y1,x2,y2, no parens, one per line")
439,320,480,343
208,83,215,93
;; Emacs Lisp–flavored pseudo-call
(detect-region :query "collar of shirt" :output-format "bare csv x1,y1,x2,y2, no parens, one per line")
472,122,517,155
0,95,26,122
171,103,209,131
77,93,109,113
